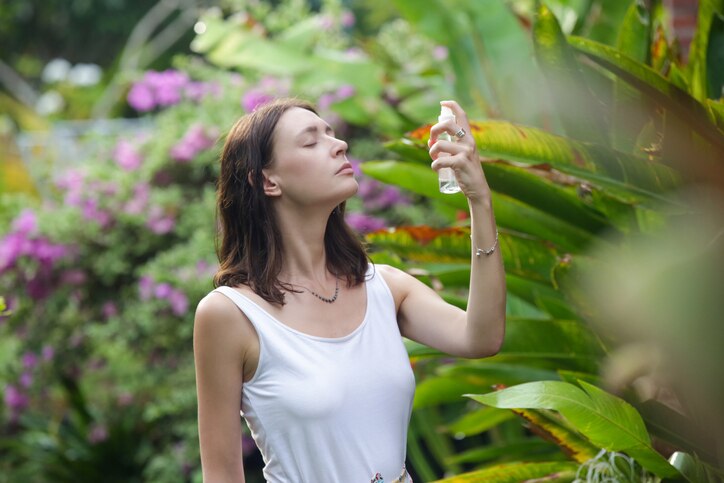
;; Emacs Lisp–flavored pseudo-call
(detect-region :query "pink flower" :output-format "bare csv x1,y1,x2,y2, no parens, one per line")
12,210,37,235
318,93,335,110
61,269,87,285
139,276,154,300
102,301,118,319
146,206,175,234
42,345,54,361
117,392,133,406
22,352,38,369
242,89,273,113
341,10,356,28
19,372,33,388
154,283,172,299
113,139,143,171
345,213,386,233
88,423,108,444
127,82,155,111
335,84,355,101
4,385,28,410
0,233,24,272
433,46,449,61
318,14,334,30
123,183,150,215
82,199,112,227
168,289,189,316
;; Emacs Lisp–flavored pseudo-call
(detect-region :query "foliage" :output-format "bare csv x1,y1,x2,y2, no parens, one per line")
360,0,724,481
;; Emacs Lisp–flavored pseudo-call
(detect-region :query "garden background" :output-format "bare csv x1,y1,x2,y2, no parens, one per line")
1,0,723,481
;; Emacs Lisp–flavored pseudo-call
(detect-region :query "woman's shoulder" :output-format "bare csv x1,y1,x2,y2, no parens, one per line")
194,289,257,349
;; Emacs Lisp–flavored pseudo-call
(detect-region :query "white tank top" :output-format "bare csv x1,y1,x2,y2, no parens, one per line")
213,264,416,483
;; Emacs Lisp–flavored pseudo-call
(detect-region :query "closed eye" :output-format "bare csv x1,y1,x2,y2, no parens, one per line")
303,142,317,148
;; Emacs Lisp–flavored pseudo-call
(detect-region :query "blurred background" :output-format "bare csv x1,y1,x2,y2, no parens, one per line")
1,0,722,481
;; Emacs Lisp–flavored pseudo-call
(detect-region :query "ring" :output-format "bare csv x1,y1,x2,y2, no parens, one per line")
454,128,466,139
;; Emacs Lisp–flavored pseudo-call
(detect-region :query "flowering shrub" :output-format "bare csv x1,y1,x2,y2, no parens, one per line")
0,0,457,478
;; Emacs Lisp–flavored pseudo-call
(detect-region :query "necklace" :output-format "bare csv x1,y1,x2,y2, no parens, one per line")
304,277,339,304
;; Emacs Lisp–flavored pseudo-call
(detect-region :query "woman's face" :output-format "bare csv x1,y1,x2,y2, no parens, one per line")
264,107,358,208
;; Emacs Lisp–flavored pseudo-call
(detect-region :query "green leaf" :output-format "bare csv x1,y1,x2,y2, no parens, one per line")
445,438,559,465
512,408,600,463
612,0,653,152
447,407,516,438
467,381,680,478
433,461,579,483
494,319,605,373
568,36,724,154
533,3,609,144
687,0,724,101
706,12,724,100
365,226,561,285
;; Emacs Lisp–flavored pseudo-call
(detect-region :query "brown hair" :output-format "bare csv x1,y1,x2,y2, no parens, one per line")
213,98,368,305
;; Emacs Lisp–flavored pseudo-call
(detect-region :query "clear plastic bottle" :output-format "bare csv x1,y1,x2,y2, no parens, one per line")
437,106,461,194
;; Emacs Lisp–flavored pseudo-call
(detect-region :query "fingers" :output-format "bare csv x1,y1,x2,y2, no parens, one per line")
440,100,470,130
429,139,473,162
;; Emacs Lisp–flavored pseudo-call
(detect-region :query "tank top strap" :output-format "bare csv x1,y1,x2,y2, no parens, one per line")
212,286,274,337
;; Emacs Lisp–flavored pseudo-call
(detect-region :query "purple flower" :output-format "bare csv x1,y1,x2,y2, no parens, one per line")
123,183,150,215
146,206,175,234
61,269,87,285
12,210,38,235
139,276,154,300
317,93,335,110
345,213,386,233
0,233,24,272
82,199,112,227
433,46,449,61
19,372,33,388
341,10,356,28
168,289,189,316
154,283,172,299
42,345,54,361
318,14,334,30
113,140,143,171
102,301,118,319
117,392,133,406
4,385,28,411
22,352,38,370
170,124,217,162
88,423,108,444
242,89,273,113
335,84,356,101
127,82,155,112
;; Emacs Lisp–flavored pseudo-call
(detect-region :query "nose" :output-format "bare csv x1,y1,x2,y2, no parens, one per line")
332,137,348,158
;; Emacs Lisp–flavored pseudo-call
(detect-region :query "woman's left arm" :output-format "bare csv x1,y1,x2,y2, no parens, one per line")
382,100,506,358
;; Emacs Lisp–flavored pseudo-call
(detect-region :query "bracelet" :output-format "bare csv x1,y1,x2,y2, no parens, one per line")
471,230,499,257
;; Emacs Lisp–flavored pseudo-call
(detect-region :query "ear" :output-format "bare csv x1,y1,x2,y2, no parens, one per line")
261,169,282,197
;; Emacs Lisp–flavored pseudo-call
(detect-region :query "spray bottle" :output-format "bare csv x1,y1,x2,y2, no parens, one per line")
437,106,461,194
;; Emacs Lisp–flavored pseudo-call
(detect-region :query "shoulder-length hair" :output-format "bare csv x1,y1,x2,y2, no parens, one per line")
213,98,368,305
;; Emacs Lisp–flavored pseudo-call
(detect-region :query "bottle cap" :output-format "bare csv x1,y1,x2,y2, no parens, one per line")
438,105,455,122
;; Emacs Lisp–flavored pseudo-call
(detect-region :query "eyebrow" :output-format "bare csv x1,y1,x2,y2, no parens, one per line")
295,124,334,139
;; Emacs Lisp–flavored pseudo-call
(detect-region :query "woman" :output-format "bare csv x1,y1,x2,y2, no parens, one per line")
194,98,506,482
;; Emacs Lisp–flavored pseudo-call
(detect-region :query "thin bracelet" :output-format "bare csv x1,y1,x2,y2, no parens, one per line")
470,229,499,257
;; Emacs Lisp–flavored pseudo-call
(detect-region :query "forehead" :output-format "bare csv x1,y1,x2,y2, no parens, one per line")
274,107,323,139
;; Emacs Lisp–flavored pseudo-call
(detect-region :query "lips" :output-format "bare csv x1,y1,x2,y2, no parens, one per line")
336,162,354,174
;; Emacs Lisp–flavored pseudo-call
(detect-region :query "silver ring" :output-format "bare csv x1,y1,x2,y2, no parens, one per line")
454,128,466,139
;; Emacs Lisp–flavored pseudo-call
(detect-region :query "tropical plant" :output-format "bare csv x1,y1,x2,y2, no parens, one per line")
360,0,724,481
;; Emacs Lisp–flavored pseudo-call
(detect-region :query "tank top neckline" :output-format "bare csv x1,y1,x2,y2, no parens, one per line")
224,272,372,343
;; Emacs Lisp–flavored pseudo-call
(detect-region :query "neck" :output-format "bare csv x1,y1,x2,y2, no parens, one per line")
274,203,336,285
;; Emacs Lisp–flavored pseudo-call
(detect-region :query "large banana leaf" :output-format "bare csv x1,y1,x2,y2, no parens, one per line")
468,381,681,478
446,407,516,438
361,159,608,241
568,36,724,154
444,438,559,466
687,0,724,102
611,0,653,153
533,3,609,145
365,226,560,285
434,461,578,483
